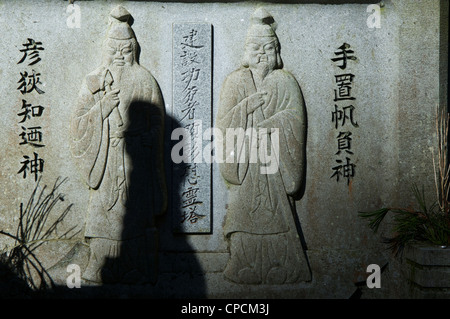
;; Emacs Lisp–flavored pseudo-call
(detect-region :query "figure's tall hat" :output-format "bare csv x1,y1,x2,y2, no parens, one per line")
107,5,135,40
246,7,278,39
242,7,283,68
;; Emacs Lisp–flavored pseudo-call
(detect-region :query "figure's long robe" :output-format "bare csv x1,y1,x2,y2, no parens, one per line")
217,67,311,284
70,65,166,241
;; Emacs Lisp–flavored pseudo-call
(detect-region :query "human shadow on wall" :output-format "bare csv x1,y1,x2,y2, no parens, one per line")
0,105,206,299
93,98,207,297
158,113,210,298
68,10,206,295
68,12,205,297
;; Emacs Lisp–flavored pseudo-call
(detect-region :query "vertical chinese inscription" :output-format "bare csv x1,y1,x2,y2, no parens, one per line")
16,38,46,182
172,23,212,233
330,43,358,185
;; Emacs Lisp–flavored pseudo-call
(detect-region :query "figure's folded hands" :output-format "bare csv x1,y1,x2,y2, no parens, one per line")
246,91,267,114
101,88,120,118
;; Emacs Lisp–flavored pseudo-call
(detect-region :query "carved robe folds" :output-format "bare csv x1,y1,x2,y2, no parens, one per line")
69,5,167,284
71,65,165,241
217,67,311,284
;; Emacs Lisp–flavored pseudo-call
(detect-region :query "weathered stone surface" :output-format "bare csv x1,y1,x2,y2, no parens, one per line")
46,241,90,286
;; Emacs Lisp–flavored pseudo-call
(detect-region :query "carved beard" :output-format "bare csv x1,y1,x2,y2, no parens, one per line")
248,51,278,81
108,63,125,84
251,57,271,79
108,61,135,88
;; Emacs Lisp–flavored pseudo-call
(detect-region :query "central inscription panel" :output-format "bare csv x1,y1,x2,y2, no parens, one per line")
172,23,212,233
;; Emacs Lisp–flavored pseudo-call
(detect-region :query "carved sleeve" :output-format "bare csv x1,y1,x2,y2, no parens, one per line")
257,72,306,196
70,78,109,189
216,72,250,186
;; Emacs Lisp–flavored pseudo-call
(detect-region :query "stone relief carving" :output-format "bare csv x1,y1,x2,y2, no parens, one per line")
217,8,311,284
70,6,166,284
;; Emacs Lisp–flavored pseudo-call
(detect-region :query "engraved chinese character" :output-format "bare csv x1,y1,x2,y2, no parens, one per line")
17,152,45,181
181,205,205,224
331,105,358,129
181,186,202,208
180,29,204,66
331,157,355,184
181,68,200,91
183,85,199,104
19,126,45,148
334,73,356,101
335,131,353,155
181,29,204,49
331,43,357,70
180,100,198,121
17,100,45,123
17,70,45,94
17,38,44,66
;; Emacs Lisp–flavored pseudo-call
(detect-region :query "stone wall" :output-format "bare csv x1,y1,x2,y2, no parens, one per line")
0,0,447,298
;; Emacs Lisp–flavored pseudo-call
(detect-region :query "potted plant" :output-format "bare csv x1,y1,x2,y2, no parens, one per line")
359,108,450,297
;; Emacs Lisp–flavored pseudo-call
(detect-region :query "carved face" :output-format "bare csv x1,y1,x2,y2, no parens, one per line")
244,37,278,72
103,38,135,67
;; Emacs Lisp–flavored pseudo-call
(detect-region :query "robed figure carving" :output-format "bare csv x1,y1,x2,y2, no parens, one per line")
217,8,311,284
70,6,166,284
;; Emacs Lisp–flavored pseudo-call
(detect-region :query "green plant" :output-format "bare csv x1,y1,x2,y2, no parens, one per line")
0,177,78,291
359,184,450,256
359,108,450,256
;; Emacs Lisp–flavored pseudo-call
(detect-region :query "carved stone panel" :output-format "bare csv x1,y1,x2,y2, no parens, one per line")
69,5,166,284
0,0,446,299
216,8,311,284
